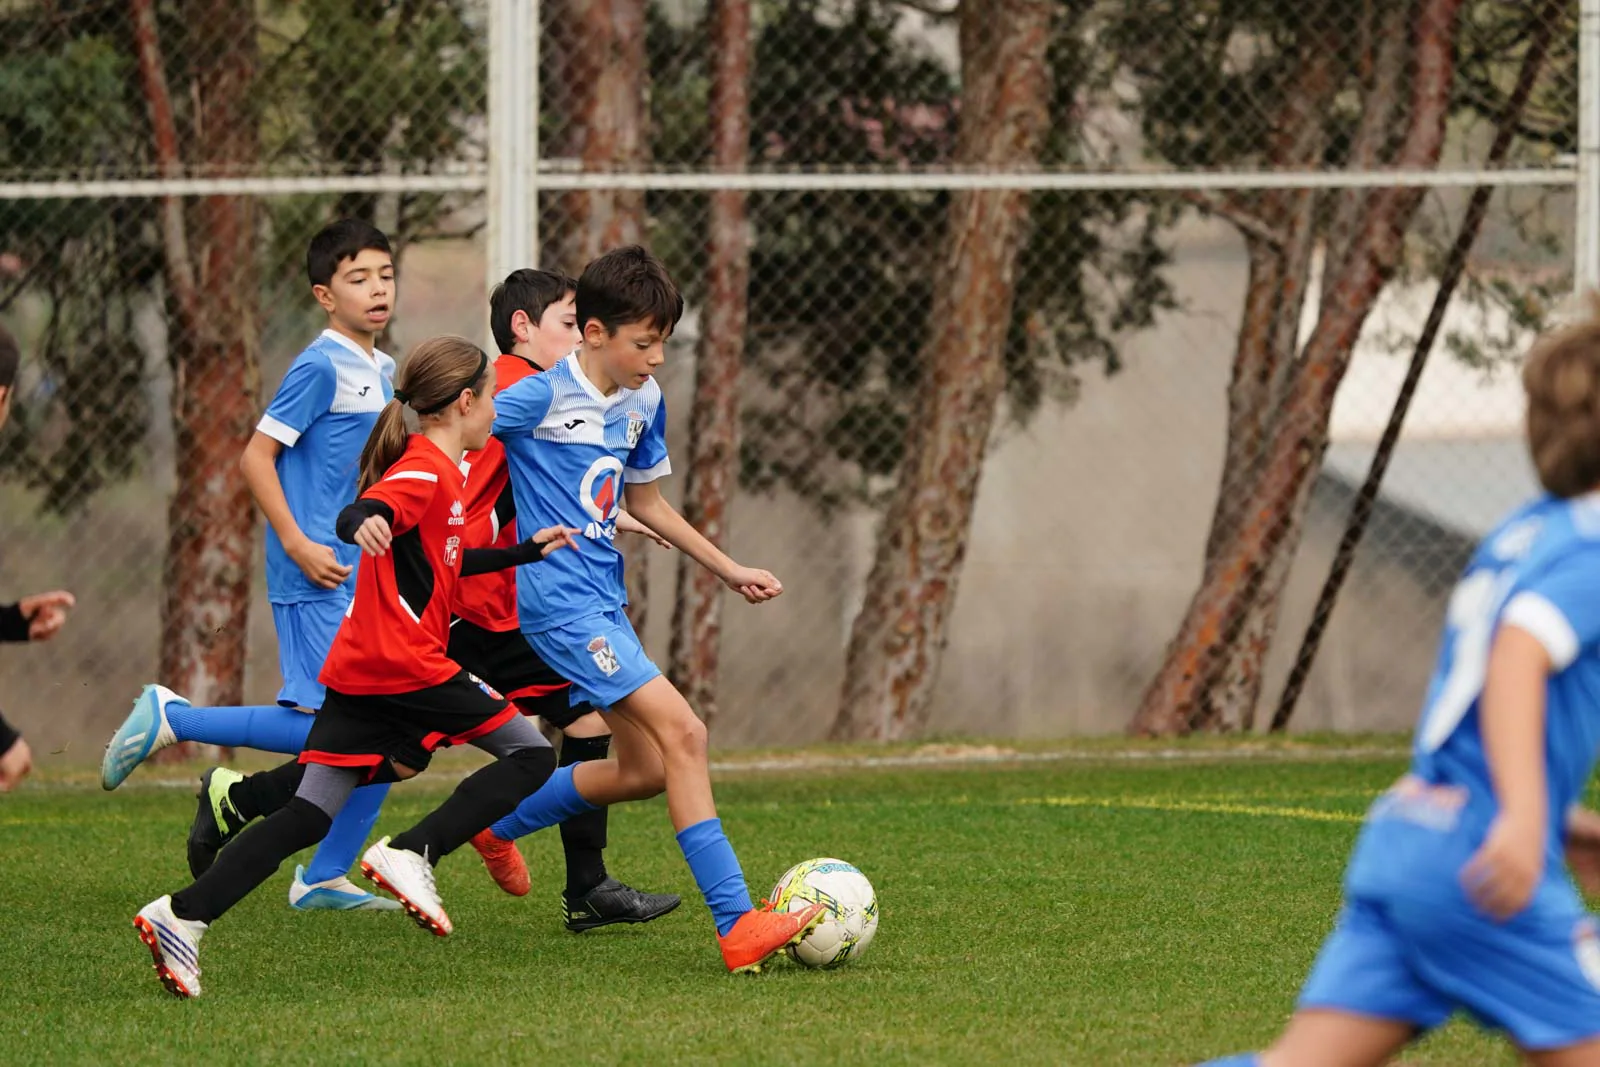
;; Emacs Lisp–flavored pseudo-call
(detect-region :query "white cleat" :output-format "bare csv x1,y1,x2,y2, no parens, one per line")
289,864,402,912
360,837,451,936
102,685,184,790
132,895,206,999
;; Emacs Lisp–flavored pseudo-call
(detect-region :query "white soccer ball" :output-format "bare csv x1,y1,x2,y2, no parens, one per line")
769,857,879,969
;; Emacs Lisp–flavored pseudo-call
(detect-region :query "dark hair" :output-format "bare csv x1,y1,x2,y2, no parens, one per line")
358,336,489,492
0,322,18,390
489,268,578,355
576,246,684,338
306,218,392,288
1523,306,1600,498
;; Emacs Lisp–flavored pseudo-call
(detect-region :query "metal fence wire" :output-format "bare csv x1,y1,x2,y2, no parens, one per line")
0,0,1589,753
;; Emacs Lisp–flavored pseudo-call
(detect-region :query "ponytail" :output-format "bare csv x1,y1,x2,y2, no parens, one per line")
357,399,410,494
355,334,489,493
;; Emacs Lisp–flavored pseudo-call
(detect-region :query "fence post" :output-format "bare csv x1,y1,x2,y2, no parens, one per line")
487,0,540,320
1579,0,1600,291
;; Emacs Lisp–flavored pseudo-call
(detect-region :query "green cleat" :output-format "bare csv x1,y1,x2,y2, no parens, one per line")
187,767,248,878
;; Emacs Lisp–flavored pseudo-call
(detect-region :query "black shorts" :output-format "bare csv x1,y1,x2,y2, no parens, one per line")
300,672,518,783
446,618,594,730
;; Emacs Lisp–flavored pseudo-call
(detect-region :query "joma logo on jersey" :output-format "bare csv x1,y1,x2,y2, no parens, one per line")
443,535,461,568
587,635,622,677
625,411,645,448
448,498,465,526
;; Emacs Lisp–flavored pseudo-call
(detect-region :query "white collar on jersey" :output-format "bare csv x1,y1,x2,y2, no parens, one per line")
565,352,634,407
320,328,389,367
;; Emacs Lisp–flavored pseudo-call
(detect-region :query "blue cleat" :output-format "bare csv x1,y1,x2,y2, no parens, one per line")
289,865,402,912
102,684,185,790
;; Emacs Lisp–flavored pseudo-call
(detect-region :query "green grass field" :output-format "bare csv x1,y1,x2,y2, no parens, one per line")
0,743,1539,1066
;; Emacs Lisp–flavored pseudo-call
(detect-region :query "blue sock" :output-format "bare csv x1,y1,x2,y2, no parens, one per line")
304,782,391,884
676,818,754,936
1197,1056,1260,1066
166,703,313,754
490,764,596,841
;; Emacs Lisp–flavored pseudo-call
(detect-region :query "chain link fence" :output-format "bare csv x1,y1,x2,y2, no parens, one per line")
0,0,1585,754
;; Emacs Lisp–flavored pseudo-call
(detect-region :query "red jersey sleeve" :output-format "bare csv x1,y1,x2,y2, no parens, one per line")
362,465,441,535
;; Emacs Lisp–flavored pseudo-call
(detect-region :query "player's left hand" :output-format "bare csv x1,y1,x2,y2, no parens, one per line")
616,510,672,549
19,590,74,641
1463,814,1545,920
353,515,393,557
724,565,782,604
531,525,582,557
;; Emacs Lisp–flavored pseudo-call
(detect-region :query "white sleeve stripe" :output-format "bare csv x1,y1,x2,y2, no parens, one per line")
257,414,302,447
384,470,439,483
624,458,671,484
1503,592,1581,670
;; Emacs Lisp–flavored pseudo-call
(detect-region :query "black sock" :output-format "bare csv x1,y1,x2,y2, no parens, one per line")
391,747,556,864
170,798,332,923
558,734,611,898
229,759,306,821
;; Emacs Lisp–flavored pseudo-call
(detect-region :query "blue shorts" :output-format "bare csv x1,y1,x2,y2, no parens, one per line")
524,609,661,711
270,596,349,711
1299,895,1600,1051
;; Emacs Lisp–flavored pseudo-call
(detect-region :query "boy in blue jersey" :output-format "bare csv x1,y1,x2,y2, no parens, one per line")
480,246,825,972
1198,317,1600,1067
100,219,402,912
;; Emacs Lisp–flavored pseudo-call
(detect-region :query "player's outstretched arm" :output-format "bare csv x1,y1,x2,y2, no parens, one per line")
1461,624,1551,920
240,431,352,588
460,526,581,575
616,510,671,549
623,481,781,605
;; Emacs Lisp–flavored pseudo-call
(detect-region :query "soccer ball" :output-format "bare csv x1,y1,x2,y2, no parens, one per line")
769,857,879,969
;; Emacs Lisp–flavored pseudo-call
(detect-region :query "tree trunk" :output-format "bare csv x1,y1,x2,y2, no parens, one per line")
830,0,1054,742
132,0,262,757
546,0,653,632
668,0,752,727
1130,0,1464,736
547,0,648,273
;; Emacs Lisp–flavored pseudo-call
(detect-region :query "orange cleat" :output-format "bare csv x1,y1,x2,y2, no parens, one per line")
470,828,530,897
718,901,827,974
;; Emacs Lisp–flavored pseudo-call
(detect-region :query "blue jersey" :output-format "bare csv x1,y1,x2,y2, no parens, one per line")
256,329,394,604
1346,492,1600,912
492,353,670,631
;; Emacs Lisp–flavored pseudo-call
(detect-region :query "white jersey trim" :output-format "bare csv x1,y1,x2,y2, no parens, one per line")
385,470,439,483
257,414,302,447
624,458,671,484
1503,591,1580,671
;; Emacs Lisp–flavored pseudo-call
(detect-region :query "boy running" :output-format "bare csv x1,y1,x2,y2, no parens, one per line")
1198,315,1600,1067
451,268,679,927
480,246,824,972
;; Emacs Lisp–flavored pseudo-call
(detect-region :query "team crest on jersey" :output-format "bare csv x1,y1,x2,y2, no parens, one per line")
587,635,622,677
448,498,465,526
443,535,461,568
1490,518,1539,560
625,411,646,448
468,672,505,701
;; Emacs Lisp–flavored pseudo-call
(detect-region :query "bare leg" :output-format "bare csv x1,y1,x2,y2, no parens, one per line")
1258,1010,1417,1067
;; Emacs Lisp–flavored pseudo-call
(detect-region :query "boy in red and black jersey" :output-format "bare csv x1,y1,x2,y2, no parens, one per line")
130,337,577,1000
